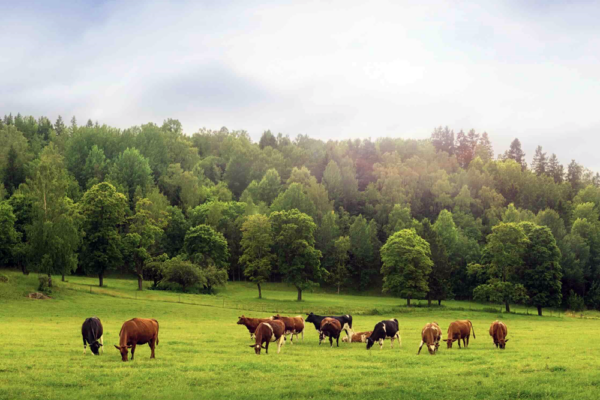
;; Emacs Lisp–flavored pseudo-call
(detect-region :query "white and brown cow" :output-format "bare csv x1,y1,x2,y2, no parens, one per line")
250,320,286,355
418,322,442,355
342,331,373,343
272,314,304,344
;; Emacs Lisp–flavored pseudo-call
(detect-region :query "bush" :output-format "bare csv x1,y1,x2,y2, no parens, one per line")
37,276,52,296
0,273,8,283
165,257,206,292
567,290,585,312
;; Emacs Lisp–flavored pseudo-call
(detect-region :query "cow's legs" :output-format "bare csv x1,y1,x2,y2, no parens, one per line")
336,335,339,347
379,339,384,350
277,335,284,353
265,341,269,354
329,335,333,347
418,340,424,355
131,344,137,360
83,338,87,355
302,330,304,342
289,332,293,345
457,338,462,349
100,335,104,354
390,336,394,349
397,333,402,347
150,339,156,359
466,335,470,347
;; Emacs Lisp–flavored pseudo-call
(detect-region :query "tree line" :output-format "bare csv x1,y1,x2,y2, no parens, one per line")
0,114,597,313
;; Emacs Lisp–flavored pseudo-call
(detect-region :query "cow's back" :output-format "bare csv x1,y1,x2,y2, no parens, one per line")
490,321,507,340
82,317,103,341
448,320,471,338
121,318,159,345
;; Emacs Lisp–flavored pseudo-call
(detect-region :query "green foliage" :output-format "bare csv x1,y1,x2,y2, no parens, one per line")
0,201,19,266
418,219,453,304
165,256,205,292
184,225,230,269
107,148,153,206
80,182,128,286
330,236,350,293
270,209,323,300
37,275,51,295
380,229,433,305
240,214,274,298
270,183,317,219
567,290,585,312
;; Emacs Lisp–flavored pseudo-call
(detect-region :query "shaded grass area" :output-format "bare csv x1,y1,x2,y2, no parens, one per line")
1,269,600,399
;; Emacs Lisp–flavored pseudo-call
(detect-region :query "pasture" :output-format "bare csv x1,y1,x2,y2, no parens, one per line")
1,270,600,400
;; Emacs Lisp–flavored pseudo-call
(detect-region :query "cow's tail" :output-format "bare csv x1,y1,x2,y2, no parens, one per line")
154,319,160,346
469,320,475,339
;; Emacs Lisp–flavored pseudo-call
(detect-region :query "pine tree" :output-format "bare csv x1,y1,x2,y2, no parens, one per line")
475,132,494,162
531,146,547,176
431,126,455,155
3,145,25,195
54,116,66,136
547,154,564,183
503,138,527,170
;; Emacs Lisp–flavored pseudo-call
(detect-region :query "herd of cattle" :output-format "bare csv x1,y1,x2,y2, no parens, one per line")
237,313,509,355
81,314,509,361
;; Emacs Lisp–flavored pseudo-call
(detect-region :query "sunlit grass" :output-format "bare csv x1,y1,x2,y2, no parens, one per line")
1,269,599,399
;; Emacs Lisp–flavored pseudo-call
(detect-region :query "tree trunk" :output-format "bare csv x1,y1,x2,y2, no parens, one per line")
438,299,442,306
407,297,411,306
258,283,262,299
505,301,510,313
427,294,431,307
138,275,143,291
62,274,65,282
99,273,104,287
48,273,53,288
297,287,302,302
337,283,340,295
21,265,29,275
537,306,542,316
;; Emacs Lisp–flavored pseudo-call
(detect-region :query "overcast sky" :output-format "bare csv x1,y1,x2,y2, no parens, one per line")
1,0,599,170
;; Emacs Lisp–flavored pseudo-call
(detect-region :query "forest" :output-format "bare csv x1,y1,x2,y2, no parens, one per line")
1,114,598,315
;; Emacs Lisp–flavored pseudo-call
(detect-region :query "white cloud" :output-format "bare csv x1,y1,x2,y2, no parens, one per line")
1,0,599,170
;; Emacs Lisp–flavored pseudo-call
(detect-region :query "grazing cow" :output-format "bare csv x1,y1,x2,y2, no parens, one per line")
489,321,509,349
237,315,273,340
366,319,401,350
114,318,159,362
305,313,353,339
250,320,286,355
444,320,476,349
319,318,342,347
81,317,104,355
418,322,442,355
272,314,304,344
342,331,373,343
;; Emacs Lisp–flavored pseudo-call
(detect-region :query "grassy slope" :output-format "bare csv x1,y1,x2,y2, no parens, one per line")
1,269,599,400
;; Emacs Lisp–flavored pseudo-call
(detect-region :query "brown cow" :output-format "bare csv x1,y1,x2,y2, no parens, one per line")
444,320,476,349
418,322,442,355
319,318,342,347
250,320,286,355
113,318,159,362
237,315,273,340
489,321,509,349
272,314,304,344
342,331,373,343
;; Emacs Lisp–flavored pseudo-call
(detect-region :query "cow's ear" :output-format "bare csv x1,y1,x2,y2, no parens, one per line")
99,343,103,346
504,339,509,342
114,345,120,350
249,345,255,348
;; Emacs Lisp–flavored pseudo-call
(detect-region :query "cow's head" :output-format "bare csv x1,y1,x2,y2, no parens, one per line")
89,341,103,355
272,314,282,320
499,338,509,349
427,344,437,355
366,337,375,350
444,338,457,349
237,316,246,325
342,336,349,343
249,344,266,355
305,313,316,323
114,345,131,361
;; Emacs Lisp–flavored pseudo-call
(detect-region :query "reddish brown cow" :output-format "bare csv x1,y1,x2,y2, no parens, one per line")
272,314,304,344
342,331,373,343
319,318,342,347
444,320,476,349
250,320,286,355
418,322,442,355
237,315,273,339
113,318,159,362
489,321,509,349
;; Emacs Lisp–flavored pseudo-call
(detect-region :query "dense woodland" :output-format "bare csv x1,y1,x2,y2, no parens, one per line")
1,114,599,314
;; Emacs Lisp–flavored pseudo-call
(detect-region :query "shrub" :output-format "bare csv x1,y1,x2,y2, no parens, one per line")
0,273,8,283
567,290,585,312
37,276,52,296
165,257,206,292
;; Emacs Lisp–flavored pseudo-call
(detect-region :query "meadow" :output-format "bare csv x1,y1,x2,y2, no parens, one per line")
1,269,600,400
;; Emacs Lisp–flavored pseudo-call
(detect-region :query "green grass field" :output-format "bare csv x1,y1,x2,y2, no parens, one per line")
1,269,600,400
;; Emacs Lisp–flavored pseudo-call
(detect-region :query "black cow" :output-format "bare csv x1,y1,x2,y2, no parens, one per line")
82,317,104,355
366,319,401,350
306,313,353,339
